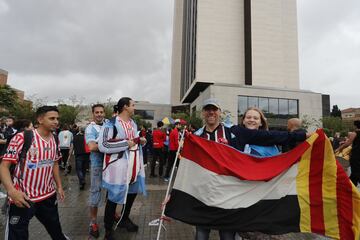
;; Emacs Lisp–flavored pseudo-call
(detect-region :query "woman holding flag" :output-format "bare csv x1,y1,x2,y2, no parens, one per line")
230,108,308,152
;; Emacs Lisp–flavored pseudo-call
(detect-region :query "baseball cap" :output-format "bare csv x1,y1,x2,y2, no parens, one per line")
202,98,221,110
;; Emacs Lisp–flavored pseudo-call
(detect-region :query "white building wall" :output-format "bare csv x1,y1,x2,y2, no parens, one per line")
251,0,299,89
171,0,184,105
135,102,172,128
196,0,245,85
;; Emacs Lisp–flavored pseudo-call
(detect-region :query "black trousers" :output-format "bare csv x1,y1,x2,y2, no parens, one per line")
142,145,148,165
75,154,89,184
60,148,70,167
151,148,164,176
104,193,137,231
195,226,235,240
5,194,67,240
164,150,177,178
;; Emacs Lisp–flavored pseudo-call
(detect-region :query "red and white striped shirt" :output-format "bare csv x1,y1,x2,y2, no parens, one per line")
118,118,135,139
2,129,61,202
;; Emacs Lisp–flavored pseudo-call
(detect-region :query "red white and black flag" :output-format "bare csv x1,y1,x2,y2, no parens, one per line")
164,130,360,240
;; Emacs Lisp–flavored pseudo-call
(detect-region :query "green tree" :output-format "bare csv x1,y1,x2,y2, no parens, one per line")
0,84,18,114
172,111,203,130
132,115,152,129
0,85,37,120
321,116,345,137
330,105,342,118
57,104,81,126
189,111,203,129
9,101,35,121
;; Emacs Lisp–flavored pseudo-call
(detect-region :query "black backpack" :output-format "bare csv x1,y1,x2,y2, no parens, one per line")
11,130,59,179
17,130,34,180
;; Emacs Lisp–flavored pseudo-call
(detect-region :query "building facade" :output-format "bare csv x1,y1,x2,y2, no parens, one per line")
0,68,26,101
341,108,360,121
134,101,172,128
171,0,329,129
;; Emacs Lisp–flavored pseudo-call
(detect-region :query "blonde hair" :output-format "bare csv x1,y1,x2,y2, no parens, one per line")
240,107,268,130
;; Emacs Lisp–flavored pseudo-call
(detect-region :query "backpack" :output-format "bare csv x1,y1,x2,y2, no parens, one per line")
16,130,34,180
12,130,59,179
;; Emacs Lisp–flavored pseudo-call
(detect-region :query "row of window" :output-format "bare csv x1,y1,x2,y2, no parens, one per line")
238,96,298,118
134,110,154,120
181,0,197,99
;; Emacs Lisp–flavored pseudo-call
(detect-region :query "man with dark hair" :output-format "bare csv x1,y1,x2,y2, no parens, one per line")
0,106,69,240
85,103,107,238
98,97,147,240
72,126,90,190
151,121,166,177
163,121,182,181
1,117,17,154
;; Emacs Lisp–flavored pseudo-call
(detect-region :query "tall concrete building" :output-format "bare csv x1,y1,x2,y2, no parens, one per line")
171,0,329,128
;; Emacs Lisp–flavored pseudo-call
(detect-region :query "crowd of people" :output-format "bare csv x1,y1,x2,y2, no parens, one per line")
0,97,359,240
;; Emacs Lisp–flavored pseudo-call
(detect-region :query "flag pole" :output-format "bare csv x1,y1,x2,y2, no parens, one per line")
156,127,186,240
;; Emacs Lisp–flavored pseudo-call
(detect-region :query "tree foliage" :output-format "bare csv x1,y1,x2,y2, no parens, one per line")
132,115,152,129
322,116,345,136
9,101,35,121
330,105,342,118
0,85,19,115
171,111,203,130
57,104,81,126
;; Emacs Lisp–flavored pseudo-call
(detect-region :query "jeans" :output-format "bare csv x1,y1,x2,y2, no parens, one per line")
89,165,104,207
75,154,89,185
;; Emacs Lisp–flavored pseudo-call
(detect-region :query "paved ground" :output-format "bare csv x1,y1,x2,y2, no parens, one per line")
0,162,350,240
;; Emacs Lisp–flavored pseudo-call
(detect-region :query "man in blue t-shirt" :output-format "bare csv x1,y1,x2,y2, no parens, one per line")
85,104,107,239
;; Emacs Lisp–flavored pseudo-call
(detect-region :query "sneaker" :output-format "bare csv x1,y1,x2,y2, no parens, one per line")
89,223,100,238
118,218,139,232
164,177,169,182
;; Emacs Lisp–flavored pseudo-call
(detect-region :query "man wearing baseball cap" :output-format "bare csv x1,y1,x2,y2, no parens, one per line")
193,98,236,240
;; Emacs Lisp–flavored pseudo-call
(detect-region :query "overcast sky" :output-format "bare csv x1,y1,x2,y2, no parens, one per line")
0,0,358,109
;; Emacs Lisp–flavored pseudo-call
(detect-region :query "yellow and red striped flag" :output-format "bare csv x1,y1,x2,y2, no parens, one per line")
297,129,360,239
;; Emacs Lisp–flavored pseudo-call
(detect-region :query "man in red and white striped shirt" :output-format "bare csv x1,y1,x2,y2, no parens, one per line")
0,106,69,240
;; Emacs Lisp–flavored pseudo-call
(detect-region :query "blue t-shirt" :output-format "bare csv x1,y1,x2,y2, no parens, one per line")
85,121,107,167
